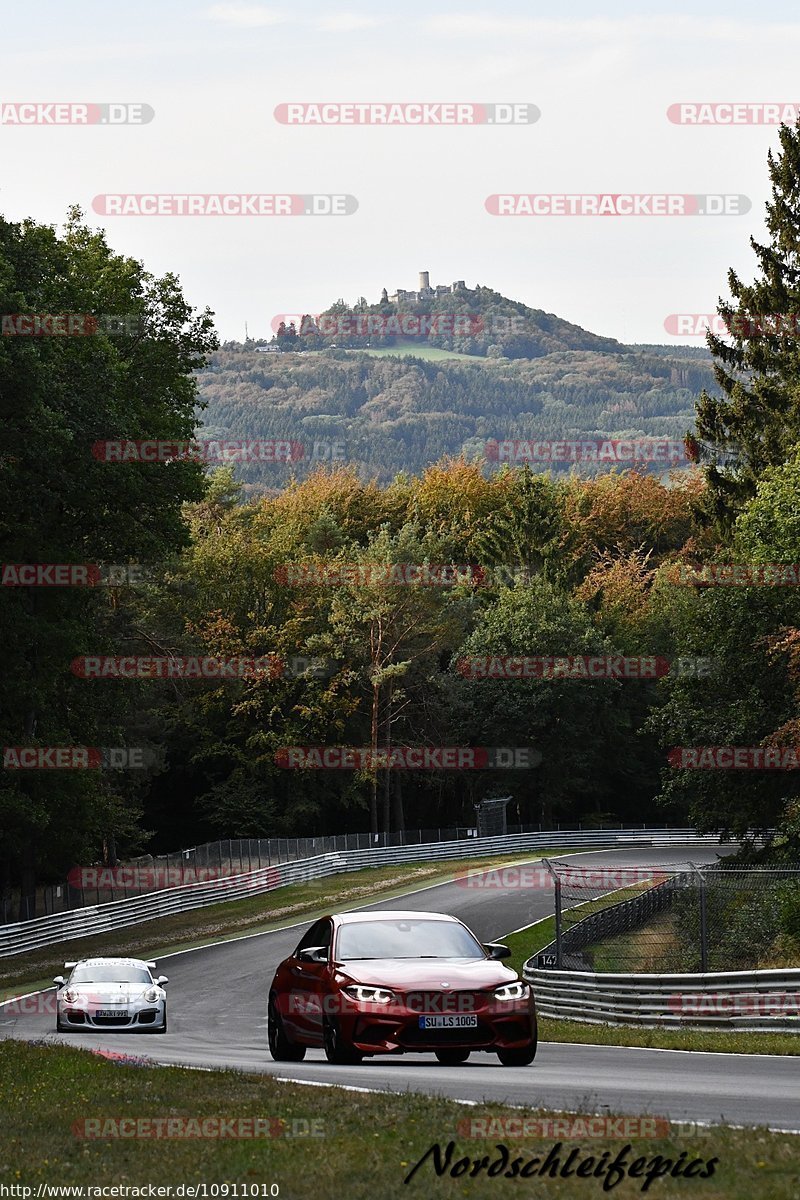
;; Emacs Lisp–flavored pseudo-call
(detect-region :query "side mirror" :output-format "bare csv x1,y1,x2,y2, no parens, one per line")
155,976,169,986
298,946,328,964
52,976,65,988
485,943,512,961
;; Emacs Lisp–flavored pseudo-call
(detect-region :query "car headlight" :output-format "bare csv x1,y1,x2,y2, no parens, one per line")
144,988,161,1003
493,981,530,1002
63,989,78,1003
342,985,395,1004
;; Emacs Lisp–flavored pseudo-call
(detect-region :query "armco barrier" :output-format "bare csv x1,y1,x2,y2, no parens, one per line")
0,828,721,959
522,964,800,1033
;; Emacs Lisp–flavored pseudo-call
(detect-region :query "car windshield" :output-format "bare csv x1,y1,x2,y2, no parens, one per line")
69,965,152,985
336,919,485,960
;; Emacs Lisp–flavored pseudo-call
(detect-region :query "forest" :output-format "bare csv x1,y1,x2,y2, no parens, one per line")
197,343,715,490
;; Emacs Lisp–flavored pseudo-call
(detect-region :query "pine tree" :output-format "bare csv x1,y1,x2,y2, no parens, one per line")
694,119,800,530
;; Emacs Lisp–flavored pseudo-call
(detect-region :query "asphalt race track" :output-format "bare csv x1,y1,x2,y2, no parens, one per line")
3,845,800,1131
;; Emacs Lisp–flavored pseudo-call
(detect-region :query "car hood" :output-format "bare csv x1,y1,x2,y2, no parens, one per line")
334,958,518,990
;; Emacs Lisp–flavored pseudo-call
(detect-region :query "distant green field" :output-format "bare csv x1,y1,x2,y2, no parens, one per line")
342,342,482,362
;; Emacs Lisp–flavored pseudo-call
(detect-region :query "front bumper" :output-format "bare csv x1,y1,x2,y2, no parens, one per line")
341,992,535,1055
59,1005,165,1031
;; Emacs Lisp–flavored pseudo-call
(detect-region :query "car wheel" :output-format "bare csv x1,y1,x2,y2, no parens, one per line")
55,1016,66,1032
155,1010,168,1034
323,1016,362,1065
268,996,306,1062
497,1041,537,1066
434,1049,470,1065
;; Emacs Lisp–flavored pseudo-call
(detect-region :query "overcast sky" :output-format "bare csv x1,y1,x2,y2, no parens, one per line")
2,1,799,344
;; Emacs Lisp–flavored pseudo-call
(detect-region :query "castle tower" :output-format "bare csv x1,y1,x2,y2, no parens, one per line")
418,270,430,291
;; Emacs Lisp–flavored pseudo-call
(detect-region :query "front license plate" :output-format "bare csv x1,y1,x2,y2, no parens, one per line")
97,1010,128,1017
419,1014,478,1029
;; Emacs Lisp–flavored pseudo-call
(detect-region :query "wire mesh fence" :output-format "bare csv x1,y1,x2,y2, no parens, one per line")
536,861,800,973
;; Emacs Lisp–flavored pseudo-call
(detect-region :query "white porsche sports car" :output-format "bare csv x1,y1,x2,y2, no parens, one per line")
53,957,168,1033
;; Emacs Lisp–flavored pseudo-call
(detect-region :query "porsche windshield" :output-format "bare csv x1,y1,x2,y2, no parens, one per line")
336,919,485,960
69,965,152,985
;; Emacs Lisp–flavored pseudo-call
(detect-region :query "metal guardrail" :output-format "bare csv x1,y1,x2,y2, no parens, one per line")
0,827,720,958
522,963,800,1032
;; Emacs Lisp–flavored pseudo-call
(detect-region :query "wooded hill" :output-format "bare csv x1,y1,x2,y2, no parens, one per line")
198,337,715,492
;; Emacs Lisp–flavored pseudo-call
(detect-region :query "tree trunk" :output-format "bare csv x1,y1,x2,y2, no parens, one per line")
369,681,379,839
392,772,405,836
19,842,37,921
381,685,393,835
103,833,118,867
0,848,13,924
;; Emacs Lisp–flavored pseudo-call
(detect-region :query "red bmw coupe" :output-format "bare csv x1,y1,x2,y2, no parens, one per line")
267,910,537,1066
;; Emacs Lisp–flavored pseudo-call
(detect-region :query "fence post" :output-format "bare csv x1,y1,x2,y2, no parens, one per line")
689,862,709,971
543,859,562,968
698,865,708,972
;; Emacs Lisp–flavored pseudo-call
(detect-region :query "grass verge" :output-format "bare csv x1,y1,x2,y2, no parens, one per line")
588,908,800,973
1,1040,798,1197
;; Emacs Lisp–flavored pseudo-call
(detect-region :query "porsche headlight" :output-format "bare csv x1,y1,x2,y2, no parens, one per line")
342,985,395,1004
493,981,530,1002
63,989,78,1003
144,988,161,1003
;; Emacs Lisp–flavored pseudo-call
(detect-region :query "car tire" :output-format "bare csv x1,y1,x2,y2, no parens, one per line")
268,996,306,1062
155,1010,168,1034
55,1017,66,1032
497,1039,537,1066
434,1049,470,1065
323,1016,362,1065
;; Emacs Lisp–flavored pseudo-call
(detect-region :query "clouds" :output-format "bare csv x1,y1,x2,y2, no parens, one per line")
206,5,386,32
206,5,286,28
420,13,800,45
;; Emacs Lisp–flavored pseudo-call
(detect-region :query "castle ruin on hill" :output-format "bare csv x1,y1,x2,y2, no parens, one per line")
382,272,467,305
